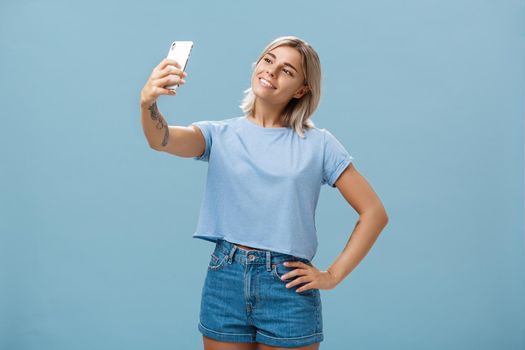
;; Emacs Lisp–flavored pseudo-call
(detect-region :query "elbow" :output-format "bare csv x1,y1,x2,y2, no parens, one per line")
361,206,389,227
377,202,389,226
380,207,389,226
148,142,160,151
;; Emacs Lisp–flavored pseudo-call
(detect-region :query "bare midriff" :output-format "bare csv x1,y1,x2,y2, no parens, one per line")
234,243,264,251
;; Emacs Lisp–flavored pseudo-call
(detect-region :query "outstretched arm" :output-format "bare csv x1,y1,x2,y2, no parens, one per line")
140,100,205,158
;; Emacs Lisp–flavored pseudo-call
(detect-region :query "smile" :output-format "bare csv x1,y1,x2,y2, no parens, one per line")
259,78,276,89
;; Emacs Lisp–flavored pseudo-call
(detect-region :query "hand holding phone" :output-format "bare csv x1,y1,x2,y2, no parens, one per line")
165,41,193,91
139,41,193,107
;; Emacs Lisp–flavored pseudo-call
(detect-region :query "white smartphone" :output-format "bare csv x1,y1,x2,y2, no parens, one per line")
165,41,194,91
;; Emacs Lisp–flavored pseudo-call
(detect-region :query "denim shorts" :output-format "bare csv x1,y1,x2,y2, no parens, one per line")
198,239,323,348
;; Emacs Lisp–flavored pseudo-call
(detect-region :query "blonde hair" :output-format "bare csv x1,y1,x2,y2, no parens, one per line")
238,36,322,138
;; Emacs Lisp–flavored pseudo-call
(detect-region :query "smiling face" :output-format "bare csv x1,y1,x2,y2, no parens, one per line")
251,45,310,105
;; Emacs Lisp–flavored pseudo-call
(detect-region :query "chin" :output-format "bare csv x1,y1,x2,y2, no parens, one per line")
253,83,275,97
251,83,266,98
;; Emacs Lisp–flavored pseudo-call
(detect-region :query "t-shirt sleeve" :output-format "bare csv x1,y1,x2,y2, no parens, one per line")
190,120,218,162
322,129,354,188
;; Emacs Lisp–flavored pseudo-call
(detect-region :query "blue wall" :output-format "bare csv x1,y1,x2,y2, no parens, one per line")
1,0,524,349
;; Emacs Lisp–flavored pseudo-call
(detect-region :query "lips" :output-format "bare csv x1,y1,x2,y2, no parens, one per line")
259,77,277,89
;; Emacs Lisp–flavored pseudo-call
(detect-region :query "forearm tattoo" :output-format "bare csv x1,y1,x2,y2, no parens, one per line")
147,102,169,147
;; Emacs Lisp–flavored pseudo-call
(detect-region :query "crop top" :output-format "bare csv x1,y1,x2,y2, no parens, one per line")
190,115,354,261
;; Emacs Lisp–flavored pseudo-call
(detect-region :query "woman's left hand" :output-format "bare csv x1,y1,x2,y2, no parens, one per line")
281,261,339,292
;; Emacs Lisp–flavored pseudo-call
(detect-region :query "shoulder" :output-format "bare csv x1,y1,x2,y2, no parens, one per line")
299,125,333,143
215,115,243,125
314,126,336,138
315,127,346,145
191,116,243,131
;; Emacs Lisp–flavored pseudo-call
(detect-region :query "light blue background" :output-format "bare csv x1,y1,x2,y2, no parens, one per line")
1,0,524,349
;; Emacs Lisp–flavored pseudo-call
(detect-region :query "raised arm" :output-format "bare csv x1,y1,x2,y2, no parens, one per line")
139,58,205,158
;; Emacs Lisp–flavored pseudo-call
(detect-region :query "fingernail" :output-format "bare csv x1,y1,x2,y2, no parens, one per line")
283,262,288,266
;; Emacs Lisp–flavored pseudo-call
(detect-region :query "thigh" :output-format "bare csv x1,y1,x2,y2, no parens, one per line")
257,342,320,350
199,248,257,344
203,335,258,350
252,259,324,348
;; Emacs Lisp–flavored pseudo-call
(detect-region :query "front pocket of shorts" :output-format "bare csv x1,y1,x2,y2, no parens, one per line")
271,261,316,295
271,262,291,280
207,253,227,270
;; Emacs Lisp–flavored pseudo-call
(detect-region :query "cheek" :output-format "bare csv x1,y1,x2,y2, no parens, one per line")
281,83,297,95
252,75,262,88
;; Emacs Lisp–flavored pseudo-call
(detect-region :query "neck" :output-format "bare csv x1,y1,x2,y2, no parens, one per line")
250,98,287,128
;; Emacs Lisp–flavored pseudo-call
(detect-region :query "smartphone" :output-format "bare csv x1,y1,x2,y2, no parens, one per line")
165,41,194,91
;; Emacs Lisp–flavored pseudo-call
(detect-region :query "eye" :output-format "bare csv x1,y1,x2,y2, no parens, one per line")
262,57,293,76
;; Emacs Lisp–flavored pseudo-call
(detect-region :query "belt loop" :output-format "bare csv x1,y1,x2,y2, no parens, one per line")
228,244,237,264
266,251,271,271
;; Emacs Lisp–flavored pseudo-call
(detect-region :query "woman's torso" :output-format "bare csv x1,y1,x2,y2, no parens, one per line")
234,243,264,251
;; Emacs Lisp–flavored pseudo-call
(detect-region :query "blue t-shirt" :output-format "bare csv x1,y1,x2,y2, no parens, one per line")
190,115,354,261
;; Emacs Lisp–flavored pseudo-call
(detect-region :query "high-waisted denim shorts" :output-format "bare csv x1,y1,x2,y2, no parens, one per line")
198,239,323,348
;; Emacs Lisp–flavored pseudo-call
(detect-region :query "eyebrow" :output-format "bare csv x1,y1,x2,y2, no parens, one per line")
265,52,299,73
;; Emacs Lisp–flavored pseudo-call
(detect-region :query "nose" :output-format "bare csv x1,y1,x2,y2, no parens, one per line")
266,66,277,77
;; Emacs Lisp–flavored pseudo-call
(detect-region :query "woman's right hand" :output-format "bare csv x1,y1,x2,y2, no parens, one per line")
140,58,188,107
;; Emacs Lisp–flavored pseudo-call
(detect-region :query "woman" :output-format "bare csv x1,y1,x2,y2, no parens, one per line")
140,36,389,350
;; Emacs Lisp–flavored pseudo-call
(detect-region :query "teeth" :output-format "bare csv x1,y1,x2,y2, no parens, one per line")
260,78,275,89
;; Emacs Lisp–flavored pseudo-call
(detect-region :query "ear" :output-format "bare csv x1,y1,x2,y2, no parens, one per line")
293,85,310,99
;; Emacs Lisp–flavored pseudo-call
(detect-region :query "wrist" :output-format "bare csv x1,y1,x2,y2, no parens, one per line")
327,268,341,287
140,99,154,109
140,90,154,109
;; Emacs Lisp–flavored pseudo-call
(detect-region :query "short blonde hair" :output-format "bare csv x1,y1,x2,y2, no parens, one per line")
239,36,322,138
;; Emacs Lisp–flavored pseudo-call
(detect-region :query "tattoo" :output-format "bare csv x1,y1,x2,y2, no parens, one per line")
147,102,169,147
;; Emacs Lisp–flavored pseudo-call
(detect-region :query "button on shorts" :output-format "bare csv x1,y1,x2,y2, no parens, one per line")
198,239,324,348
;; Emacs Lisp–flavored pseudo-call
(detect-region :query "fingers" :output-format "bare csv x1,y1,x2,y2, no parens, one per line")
148,84,179,97
280,261,309,280
153,64,188,82
155,86,178,96
295,282,317,293
285,275,313,292
156,58,181,71
281,266,308,281
152,58,187,83
155,74,186,87
283,261,310,268
142,58,187,105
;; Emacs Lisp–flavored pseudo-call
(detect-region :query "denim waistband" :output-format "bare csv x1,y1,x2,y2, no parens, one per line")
214,239,311,270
